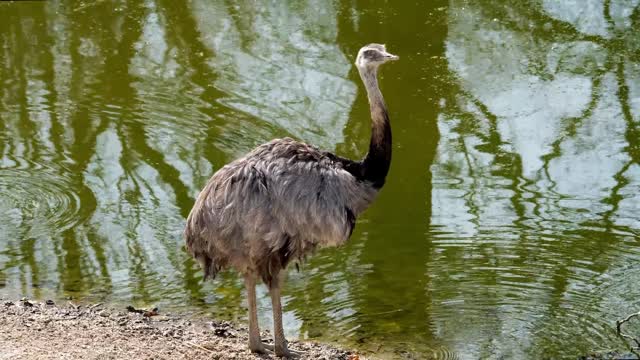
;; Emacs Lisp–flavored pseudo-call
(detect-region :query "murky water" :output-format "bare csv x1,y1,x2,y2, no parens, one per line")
1,0,639,358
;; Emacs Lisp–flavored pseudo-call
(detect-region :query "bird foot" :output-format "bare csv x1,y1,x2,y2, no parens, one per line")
274,346,304,359
249,341,274,354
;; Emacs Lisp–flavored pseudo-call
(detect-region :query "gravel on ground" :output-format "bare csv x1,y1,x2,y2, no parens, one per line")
0,298,363,360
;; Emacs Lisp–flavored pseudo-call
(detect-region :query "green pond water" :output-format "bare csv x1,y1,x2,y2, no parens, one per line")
1,0,640,358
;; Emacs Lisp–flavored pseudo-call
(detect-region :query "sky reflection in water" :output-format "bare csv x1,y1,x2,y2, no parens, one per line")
0,1,639,358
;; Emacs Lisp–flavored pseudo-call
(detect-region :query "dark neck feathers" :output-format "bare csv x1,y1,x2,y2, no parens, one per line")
358,65,392,189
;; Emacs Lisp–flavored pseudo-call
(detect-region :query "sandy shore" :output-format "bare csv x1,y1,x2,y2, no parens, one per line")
0,298,361,360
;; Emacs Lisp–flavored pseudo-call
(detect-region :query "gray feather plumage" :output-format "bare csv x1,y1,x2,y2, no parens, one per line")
185,43,397,357
184,137,378,285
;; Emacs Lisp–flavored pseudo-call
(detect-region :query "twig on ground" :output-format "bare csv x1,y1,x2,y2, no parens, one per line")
182,340,218,355
616,311,640,356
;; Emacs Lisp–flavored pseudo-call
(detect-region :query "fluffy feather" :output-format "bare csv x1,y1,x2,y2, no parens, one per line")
184,137,377,286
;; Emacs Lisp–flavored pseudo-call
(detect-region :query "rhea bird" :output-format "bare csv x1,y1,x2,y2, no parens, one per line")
184,44,398,357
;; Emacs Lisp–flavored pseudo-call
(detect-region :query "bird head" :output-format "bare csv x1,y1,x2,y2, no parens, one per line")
355,43,399,69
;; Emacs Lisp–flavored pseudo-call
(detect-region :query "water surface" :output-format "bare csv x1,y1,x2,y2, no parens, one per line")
1,1,639,358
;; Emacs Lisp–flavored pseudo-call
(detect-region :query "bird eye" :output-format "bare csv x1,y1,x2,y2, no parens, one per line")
363,50,376,58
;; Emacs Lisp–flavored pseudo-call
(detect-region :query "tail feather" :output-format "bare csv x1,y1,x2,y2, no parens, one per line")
202,255,219,280
184,219,220,281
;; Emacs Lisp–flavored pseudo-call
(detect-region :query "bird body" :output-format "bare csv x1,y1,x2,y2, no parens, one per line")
184,43,398,357
185,137,377,286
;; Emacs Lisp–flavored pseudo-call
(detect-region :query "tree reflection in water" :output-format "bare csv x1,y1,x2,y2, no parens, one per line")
0,0,639,358
432,0,640,357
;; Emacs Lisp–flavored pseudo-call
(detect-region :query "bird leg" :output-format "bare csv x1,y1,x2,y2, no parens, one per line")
244,275,271,354
269,278,302,358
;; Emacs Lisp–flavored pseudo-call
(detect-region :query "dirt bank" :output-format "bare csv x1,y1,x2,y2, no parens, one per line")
0,298,361,360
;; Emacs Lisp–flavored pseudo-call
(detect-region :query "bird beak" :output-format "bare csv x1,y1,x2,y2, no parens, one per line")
383,51,399,61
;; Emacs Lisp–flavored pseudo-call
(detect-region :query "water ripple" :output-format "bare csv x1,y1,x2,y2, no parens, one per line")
0,165,82,239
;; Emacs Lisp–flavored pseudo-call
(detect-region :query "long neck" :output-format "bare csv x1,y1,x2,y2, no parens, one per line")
358,65,392,189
